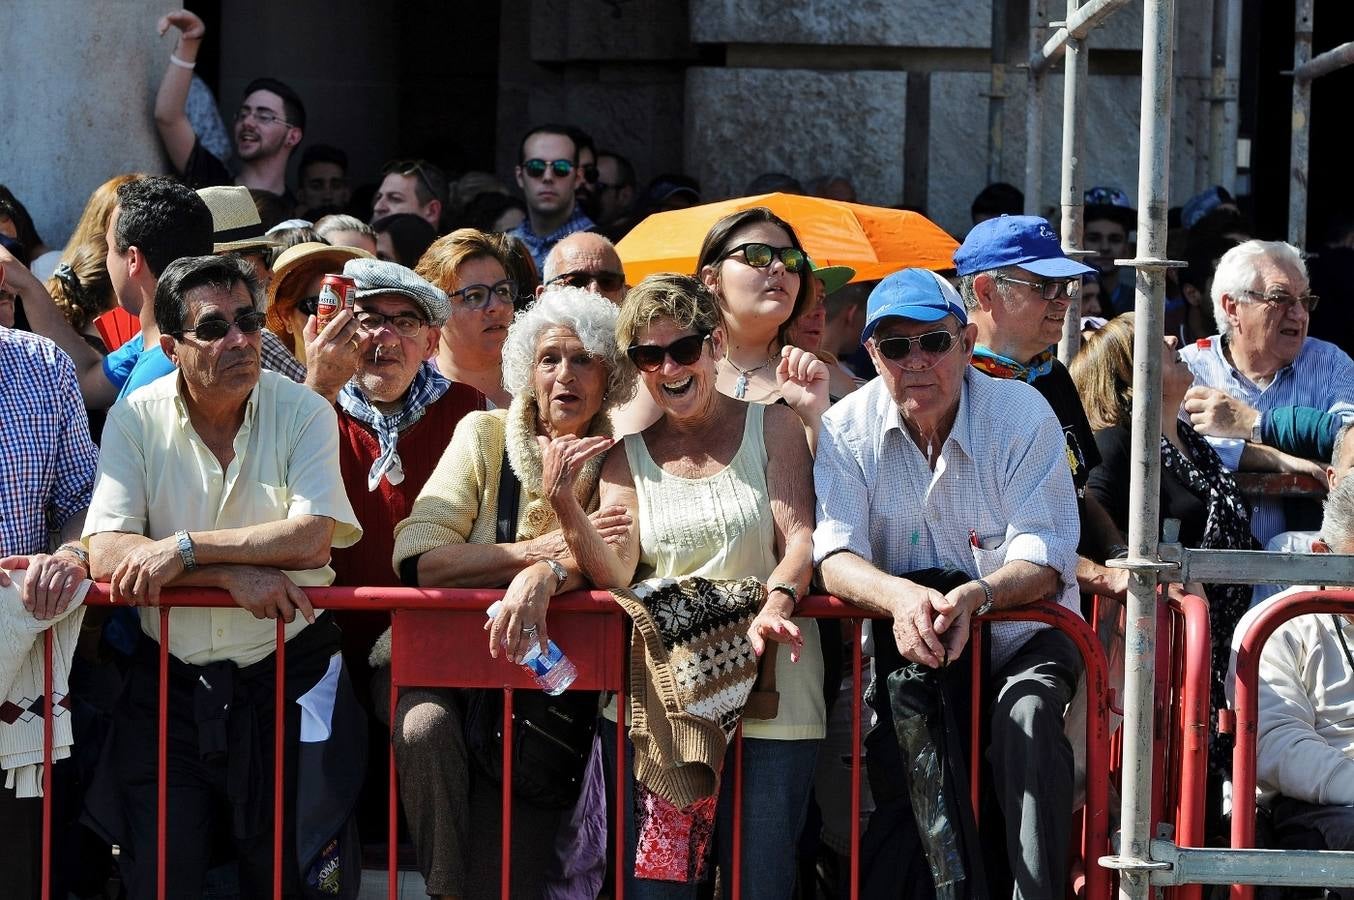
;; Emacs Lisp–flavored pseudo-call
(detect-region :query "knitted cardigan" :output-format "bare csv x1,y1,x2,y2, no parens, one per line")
610,575,765,808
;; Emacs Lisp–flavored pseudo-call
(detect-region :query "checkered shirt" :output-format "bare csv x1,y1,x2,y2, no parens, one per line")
813,368,1083,670
0,329,97,554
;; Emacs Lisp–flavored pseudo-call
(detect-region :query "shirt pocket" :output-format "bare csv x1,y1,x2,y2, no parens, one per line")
970,530,1010,579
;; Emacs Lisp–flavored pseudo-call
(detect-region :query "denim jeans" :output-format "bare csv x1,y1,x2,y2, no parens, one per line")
599,718,820,900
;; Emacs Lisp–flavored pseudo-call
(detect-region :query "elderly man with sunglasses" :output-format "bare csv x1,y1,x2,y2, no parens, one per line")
1179,239,1354,545
955,215,1137,605
82,254,365,898
539,231,629,304
815,268,1083,900
510,124,597,271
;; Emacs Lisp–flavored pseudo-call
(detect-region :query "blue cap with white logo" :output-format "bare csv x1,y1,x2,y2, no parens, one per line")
953,215,1096,278
861,268,968,344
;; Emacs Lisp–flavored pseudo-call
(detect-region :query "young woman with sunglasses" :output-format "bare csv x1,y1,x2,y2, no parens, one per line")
415,228,517,407
694,208,830,437
545,273,823,899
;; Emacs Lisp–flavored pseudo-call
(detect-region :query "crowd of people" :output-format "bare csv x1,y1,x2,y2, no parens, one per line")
6,8,1354,900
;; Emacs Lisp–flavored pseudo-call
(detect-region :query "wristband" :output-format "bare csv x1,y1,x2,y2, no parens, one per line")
768,581,799,611
543,558,567,589
169,53,196,70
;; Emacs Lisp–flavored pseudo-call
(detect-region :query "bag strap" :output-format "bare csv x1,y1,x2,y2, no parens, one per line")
496,450,520,544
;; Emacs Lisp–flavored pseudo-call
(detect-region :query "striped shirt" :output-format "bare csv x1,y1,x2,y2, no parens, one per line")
812,369,1082,669
1180,335,1354,544
0,329,97,554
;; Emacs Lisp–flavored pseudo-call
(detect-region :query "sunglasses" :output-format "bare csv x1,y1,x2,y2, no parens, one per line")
582,164,599,185
382,159,439,197
521,158,575,179
449,278,517,310
175,310,267,342
547,269,625,292
725,242,807,274
298,295,321,317
995,273,1077,301
872,329,958,361
626,332,711,372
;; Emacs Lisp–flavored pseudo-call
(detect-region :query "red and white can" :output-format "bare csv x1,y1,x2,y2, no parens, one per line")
316,274,356,327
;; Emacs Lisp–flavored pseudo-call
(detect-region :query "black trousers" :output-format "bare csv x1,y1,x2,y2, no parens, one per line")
83,618,341,900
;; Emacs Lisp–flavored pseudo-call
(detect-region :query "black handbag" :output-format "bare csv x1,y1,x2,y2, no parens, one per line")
464,450,598,810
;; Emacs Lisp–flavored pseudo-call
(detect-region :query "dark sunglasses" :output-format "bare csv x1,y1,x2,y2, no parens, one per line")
174,310,267,342
995,273,1077,301
521,158,575,179
582,164,599,185
873,329,957,361
626,332,711,372
725,242,807,274
547,269,625,292
297,295,321,317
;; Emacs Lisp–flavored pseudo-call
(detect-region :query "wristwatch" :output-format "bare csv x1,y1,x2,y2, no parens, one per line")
768,581,799,609
175,529,197,570
55,542,89,568
1249,412,1263,444
543,558,568,589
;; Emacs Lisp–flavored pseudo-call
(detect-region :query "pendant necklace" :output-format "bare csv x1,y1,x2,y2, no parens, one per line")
725,354,773,400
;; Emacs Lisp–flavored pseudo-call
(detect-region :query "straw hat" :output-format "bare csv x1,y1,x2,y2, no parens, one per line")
197,185,277,253
266,241,372,328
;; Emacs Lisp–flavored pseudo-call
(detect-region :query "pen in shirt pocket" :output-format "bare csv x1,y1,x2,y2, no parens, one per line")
969,528,980,548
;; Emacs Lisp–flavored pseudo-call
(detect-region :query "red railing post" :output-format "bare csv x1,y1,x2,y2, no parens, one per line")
501,686,514,900
41,631,53,900
273,619,286,898
849,619,863,900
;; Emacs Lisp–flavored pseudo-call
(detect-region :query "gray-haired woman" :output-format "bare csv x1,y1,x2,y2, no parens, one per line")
373,285,633,900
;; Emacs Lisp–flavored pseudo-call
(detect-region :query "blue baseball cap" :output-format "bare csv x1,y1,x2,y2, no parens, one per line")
953,215,1095,278
861,268,967,344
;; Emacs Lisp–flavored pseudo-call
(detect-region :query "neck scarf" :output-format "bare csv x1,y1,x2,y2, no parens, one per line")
971,345,1055,383
338,362,451,491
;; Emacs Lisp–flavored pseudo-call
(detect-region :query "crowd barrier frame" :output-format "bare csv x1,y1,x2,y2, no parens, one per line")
29,586,1120,900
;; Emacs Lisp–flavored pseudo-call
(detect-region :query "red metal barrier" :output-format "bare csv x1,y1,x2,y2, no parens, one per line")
38,586,1113,900
1228,588,1354,900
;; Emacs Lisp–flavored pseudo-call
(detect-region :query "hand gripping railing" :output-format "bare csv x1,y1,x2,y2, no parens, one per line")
32,587,1115,900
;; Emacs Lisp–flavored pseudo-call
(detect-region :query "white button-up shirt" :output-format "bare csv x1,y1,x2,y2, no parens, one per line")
813,369,1082,669
85,371,362,667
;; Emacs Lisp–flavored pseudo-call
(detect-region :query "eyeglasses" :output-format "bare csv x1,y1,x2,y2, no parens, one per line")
872,329,958,361
1238,289,1320,312
297,295,321,317
521,159,575,179
382,159,439,199
354,309,428,338
582,164,599,185
626,333,711,372
995,273,1076,301
174,310,267,342
724,242,807,274
449,278,517,310
547,270,625,292
234,106,293,128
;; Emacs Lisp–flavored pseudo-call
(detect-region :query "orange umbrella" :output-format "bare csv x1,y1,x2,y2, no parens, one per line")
616,192,959,284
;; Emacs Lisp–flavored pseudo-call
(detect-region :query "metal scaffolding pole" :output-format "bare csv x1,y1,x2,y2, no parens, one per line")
1023,0,1049,216
986,0,1008,186
1057,0,1089,362
1207,0,1241,192
1101,0,1178,896
1288,0,1314,247
1029,0,1133,75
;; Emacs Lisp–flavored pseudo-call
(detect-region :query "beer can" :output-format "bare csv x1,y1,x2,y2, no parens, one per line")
316,274,356,327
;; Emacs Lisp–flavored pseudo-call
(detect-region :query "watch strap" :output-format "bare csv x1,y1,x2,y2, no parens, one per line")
175,529,197,570
544,558,567,588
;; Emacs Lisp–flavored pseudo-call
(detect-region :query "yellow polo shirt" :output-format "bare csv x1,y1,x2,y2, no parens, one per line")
84,371,362,666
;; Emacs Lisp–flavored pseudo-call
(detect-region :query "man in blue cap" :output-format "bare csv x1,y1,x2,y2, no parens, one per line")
955,214,1134,604
814,267,1083,899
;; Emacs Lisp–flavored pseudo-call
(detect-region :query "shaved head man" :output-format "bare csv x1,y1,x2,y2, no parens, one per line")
538,231,628,304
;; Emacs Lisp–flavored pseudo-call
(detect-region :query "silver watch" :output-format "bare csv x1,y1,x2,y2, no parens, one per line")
175,529,197,570
543,558,567,588
1249,413,1263,444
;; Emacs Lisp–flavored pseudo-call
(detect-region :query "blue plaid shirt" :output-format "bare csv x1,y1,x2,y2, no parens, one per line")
0,329,97,554
1180,334,1354,544
509,206,596,272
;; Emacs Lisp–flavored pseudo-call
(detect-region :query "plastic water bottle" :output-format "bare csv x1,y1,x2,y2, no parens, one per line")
486,601,578,695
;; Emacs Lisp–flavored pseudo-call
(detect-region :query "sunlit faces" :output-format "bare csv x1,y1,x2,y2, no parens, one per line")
866,315,975,432
531,325,608,438
630,317,723,415
165,281,262,395
351,296,436,409
786,277,828,352
440,255,514,364
1083,218,1127,275
515,132,581,219
1224,255,1311,367
987,268,1072,362
372,173,434,224
1162,334,1193,399
705,222,802,335
233,89,296,162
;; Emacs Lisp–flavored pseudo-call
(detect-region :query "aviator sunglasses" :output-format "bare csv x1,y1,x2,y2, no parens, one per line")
626,332,711,372
521,158,576,179
724,242,808,274
872,329,958,361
